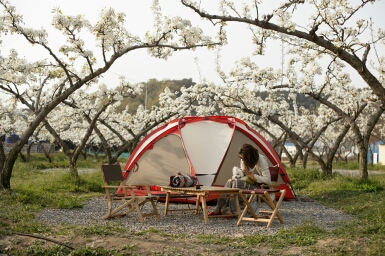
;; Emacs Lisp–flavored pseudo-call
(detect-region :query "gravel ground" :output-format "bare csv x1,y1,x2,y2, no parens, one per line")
37,167,359,237
36,196,355,237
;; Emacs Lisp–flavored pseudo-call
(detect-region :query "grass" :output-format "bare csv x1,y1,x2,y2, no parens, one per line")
285,166,385,255
1,155,385,255
332,161,385,171
19,153,95,170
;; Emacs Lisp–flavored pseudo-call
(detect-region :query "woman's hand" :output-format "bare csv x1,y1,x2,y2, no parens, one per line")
242,169,252,175
246,173,257,182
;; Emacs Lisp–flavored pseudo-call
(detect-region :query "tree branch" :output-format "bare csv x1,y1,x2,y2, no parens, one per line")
12,232,74,250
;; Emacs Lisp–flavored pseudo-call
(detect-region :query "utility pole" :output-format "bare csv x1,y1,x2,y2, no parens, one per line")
144,83,148,110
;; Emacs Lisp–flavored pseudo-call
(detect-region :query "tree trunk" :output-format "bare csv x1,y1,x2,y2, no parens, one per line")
302,153,308,169
0,141,6,190
18,151,27,162
318,160,328,175
287,155,295,168
81,148,87,160
282,146,297,168
325,162,333,176
68,158,79,182
26,142,34,162
0,147,19,190
110,139,138,164
317,159,333,176
39,142,52,163
43,121,79,181
104,147,113,164
277,146,283,159
93,148,100,160
359,150,368,180
296,144,304,168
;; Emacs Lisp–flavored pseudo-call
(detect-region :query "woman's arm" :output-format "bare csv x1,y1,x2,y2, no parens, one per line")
253,155,271,185
240,159,245,171
241,159,249,175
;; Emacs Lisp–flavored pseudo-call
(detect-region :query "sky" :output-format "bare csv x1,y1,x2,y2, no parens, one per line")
1,0,385,88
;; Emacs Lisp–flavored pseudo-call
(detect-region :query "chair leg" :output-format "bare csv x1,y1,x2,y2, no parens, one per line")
134,199,145,223
238,189,286,228
102,191,160,222
103,198,137,220
266,189,286,227
136,197,160,221
148,198,161,220
237,193,259,226
103,200,114,220
260,190,285,225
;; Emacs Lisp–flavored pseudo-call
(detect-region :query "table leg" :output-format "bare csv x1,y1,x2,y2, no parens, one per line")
234,193,241,217
201,197,209,224
164,191,170,216
237,193,248,225
194,195,200,214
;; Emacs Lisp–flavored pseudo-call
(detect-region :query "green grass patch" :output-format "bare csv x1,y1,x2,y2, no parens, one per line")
197,221,326,249
0,153,108,236
18,242,71,256
197,234,235,245
75,223,126,237
16,242,126,256
333,161,385,171
285,167,328,190
16,153,97,170
70,246,124,256
293,169,385,252
11,172,103,209
283,167,385,255
272,221,327,247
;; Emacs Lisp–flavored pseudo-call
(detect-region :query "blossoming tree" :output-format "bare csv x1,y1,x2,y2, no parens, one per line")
181,0,385,179
0,0,221,189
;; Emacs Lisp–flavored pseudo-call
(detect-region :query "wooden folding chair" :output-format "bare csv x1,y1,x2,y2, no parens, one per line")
258,165,280,205
100,163,160,223
237,188,286,228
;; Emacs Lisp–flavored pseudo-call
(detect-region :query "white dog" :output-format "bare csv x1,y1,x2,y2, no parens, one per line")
232,167,245,180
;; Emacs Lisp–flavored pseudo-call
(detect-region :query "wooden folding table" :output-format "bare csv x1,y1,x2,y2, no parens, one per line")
160,186,241,224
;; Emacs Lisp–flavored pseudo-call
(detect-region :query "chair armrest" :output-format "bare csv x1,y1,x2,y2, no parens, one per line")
102,185,135,189
241,188,280,195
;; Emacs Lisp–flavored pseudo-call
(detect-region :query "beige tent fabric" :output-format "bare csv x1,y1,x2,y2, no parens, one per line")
213,130,275,186
181,120,233,186
124,134,190,186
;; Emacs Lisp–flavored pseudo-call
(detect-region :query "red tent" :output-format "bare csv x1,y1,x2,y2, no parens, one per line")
122,116,295,201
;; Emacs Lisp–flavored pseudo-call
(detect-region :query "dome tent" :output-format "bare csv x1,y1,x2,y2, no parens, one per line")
123,116,295,200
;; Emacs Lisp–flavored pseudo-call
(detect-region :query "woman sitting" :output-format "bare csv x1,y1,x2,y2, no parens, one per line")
208,143,271,216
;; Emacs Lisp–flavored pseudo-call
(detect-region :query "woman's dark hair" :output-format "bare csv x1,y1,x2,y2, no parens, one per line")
238,144,259,170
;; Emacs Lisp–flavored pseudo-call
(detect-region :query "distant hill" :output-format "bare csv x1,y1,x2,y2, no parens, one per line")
116,78,195,113
116,78,319,113
260,91,320,111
